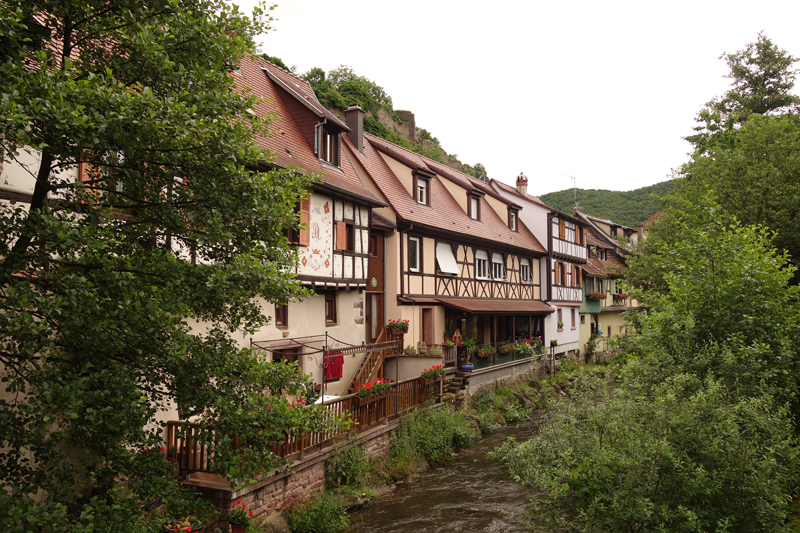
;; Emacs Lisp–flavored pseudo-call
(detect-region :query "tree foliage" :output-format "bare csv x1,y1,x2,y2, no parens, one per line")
497,375,800,533
539,180,675,227
499,192,800,531
0,1,341,529
686,32,800,153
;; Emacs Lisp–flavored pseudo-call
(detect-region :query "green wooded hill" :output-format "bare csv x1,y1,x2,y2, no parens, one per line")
539,180,676,228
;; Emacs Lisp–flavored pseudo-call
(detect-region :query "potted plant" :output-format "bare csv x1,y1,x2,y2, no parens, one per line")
557,321,564,330
443,339,456,350
387,319,409,332
228,500,252,533
476,345,496,358
418,341,428,355
550,339,558,347
420,364,445,385
586,292,606,300
499,343,515,354
404,345,417,356
354,378,392,404
166,445,177,463
429,343,442,356
460,337,477,371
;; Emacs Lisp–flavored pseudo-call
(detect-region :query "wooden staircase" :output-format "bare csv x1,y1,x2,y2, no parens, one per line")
348,328,389,393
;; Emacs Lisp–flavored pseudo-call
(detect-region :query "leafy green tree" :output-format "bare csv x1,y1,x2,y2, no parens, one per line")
261,53,293,72
497,375,800,533
679,114,800,271
303,67,347,112
686,32,800,153
500,194,800,531
328,65,393,112
0,1,339,529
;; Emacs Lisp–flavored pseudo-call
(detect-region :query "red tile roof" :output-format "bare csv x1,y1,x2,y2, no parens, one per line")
233,55,381,206
583,228,626,277
490,179,551,209
347,133,546,255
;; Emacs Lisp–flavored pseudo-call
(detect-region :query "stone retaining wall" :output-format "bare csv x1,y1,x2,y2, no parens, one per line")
196,422,397,530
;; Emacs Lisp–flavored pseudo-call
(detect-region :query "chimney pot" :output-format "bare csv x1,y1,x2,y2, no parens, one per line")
516,172,528,196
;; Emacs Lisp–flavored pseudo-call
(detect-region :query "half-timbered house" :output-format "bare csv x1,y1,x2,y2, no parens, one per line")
341,110,551,378
491,174,588,356
232,57,387,395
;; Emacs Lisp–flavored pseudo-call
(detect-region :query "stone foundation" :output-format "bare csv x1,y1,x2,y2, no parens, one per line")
191,423,396,530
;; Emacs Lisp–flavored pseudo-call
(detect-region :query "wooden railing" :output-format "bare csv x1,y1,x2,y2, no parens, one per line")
166,376,433,475
443,345,457,366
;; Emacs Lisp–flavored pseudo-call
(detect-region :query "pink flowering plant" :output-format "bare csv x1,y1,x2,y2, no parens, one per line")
420,365,445,379
387,319,409,332
355,378,392,398
228,499,253,527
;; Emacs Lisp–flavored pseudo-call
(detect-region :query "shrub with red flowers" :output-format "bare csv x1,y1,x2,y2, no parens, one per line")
354,378,392,398
228,499,253,527
387,319,409,332
420,365,445,379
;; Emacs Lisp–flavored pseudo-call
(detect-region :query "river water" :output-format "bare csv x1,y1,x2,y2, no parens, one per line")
349,420,539,533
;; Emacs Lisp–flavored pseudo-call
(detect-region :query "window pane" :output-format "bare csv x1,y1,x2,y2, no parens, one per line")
409,238,419,270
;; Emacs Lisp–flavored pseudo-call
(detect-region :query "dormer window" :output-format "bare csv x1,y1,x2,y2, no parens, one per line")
319,126,340,166
417,178,428,204
508,208,519,231
413,169,434,206
469,193,482,221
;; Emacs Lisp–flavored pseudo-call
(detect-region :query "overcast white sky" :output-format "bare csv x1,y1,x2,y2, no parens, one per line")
237,0,800,196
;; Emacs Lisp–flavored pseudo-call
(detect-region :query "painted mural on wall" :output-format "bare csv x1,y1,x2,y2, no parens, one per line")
298,193,332,276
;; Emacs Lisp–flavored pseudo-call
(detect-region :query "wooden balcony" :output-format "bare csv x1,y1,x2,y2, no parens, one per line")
166,376,437,475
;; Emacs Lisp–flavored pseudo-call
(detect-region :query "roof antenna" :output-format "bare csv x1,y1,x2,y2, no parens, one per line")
564,174,578,213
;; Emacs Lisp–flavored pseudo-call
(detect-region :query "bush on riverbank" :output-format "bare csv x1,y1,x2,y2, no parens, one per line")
284,493,349,533
495,194,800,532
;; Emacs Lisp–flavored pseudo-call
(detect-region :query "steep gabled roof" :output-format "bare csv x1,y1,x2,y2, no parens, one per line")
233,56,382,206
490,179,551,209
583,226,626,278
347,133,546,255
574,210,628,252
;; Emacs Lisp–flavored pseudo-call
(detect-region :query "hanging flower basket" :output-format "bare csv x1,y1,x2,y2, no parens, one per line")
476,346,496,358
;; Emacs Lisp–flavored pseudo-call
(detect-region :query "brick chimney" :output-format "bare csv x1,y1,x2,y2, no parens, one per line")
516,172,528,197
345,104,364,153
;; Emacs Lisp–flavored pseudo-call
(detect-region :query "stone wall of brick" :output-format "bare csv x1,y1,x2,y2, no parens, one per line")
198,422,397,530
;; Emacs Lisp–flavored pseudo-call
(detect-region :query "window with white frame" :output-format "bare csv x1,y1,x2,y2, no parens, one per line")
416,178,428,205
319,127,340,166
509,209,518,231
520,258,532,283
469,196,480,220
408,237,420,272
492,253,505,280
475,250,489,279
